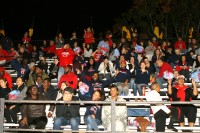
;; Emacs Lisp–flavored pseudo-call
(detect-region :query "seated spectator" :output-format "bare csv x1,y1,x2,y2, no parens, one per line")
55,32,65,48
4,77,27,124
29,45,39,63
167,75,198,130
27,65,49,87
37,55,48,74
84,90,103,131
24,62,36,83
108,42,120,63
58,65,78,90
98,56,115,80
174,37,187,54
115,60,131,96
153,59,173,89
48,58,59,80
10,58,29,78
8,47,19,60
53,87,80,131
83,43,93,62
0,67,12,89
19,85,49,129
144,40,156,61
44,40,57,58
101,84,127,131
38,78,57,101
79,69,117,100
0,44,10,65
0,78,11,122
135,61,150,101
175,55,190,82
192,54,200,71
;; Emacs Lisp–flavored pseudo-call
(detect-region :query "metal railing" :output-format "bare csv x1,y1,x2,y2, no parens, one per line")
1,98,200,133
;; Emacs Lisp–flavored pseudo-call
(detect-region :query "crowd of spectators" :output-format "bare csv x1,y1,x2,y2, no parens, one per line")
0,27,199,132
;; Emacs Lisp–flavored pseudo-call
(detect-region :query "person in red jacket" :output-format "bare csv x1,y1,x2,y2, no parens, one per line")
56,43,75,83
0,44,10,65
0,67,13,89
42,40,56,58
174,37,187,54
152,59,174,89
58,65,78,90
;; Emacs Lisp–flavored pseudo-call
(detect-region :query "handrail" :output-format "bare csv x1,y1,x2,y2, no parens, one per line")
1,98,200,133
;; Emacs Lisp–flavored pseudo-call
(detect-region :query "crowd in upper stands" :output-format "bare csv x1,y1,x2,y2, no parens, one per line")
0,26,199,132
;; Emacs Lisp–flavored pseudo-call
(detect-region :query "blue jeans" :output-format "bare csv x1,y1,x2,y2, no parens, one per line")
156,77,166,89
53,116,80,130
57,67,65,84
84,115,101,131
134,84,147,96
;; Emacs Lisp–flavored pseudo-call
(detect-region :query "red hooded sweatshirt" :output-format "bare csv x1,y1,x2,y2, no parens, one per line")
56,48,75,67
58,72,78,89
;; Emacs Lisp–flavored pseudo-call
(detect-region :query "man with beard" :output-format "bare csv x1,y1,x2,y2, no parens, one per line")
58,65,78,90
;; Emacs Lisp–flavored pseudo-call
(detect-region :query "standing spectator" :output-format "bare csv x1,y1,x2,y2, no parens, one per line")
101,84,127,131
19,85,49,129
83,27,95,49
146,82,171,132
56,43,75,83
53,87,80,131
167,75,198,130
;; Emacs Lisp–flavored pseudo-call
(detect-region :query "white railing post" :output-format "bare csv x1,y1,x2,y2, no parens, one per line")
111,99,116,133
0,98,5,133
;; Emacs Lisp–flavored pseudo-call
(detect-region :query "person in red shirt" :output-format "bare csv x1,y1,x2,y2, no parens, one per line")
152,59,174,89
58,65,78,90
42,40,56,58
56,43,75,83
0,44,10,64
0,67,13,89
174,37,187,54
22,32,31,44
83,27,95,49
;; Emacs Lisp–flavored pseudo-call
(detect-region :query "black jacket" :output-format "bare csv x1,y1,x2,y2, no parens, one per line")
56,96,80,119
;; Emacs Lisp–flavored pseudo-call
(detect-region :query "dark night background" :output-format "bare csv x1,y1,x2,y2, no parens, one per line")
1,0,133,40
